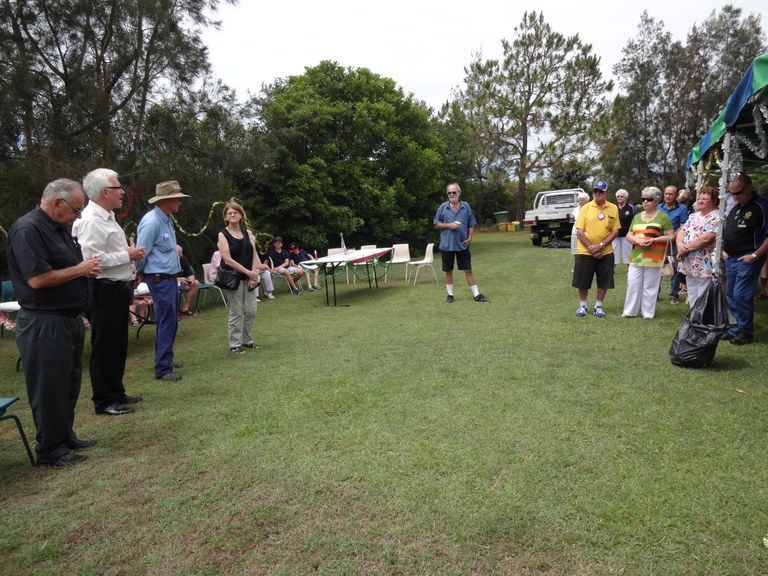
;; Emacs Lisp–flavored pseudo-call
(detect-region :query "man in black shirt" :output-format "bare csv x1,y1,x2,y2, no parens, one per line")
6,179,103,466
722,172,768,345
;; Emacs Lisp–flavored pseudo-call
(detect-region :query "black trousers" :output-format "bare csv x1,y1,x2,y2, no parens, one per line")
89,282,132,410
16,309,84,459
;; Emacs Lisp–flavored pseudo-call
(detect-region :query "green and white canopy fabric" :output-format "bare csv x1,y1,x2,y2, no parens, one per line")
685,51,768,278
686,51,768,173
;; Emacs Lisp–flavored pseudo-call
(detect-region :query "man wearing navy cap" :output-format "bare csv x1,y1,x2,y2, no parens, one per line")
267,236,305,295
572,180,620,318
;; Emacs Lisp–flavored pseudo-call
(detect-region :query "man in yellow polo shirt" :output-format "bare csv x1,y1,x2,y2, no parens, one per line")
573,180,620,318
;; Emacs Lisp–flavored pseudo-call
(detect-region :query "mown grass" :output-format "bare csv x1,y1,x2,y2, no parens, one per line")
1,231,768,575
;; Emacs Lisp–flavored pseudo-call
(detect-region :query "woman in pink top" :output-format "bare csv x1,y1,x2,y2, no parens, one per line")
676,186,720,308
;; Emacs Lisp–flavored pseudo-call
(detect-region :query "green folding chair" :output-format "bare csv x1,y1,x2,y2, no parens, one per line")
0,397,35,466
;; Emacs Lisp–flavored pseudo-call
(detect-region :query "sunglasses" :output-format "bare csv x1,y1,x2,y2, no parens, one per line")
641,198,654,202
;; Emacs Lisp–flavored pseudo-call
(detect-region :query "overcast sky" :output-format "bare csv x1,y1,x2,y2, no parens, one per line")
203,1,767,110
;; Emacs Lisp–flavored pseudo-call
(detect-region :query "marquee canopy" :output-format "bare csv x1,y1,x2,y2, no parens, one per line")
686,51,768,171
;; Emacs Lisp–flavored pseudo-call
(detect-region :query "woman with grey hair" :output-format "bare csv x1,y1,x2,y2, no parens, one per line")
620,186,674,319
612,189,636,267
570,191,591,256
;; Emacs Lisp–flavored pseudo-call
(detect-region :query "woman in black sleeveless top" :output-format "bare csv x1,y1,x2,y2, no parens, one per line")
217,202,261,354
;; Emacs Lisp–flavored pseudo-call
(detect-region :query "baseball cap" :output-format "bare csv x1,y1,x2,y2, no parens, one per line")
593,180,608,192
272,236,283,243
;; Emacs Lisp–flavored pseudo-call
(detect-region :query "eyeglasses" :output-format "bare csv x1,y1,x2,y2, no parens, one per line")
61,198,84,214
641,198,654,202
104,186,125,192
447,191,459,195
731,187,746,196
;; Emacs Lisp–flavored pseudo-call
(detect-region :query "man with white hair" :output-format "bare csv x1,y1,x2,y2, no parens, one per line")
73,168,146,416
7,178,102,465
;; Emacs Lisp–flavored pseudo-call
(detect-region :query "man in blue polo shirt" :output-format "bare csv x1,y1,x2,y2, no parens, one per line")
659,185,689,304
433,182,489,304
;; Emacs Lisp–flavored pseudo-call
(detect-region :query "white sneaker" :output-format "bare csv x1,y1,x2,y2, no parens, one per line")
265,292,275,299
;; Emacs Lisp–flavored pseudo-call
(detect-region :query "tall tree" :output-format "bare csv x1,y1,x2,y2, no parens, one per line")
0,0,234,165
462,11,613,220
252,61,445,249
606,7,765,190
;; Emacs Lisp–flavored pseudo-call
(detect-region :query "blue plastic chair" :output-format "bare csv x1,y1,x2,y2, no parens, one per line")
0,397,35,466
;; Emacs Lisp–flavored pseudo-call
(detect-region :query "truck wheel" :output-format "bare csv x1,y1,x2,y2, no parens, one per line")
532,237,542,246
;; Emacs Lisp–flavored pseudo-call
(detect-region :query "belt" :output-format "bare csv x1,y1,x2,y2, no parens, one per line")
145,273,176,282
24,308,83,319
94,278,134,288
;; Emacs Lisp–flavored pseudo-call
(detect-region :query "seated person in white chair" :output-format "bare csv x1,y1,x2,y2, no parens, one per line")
209,249,275,300
176,245,199,316
289,243,321,291
267,236,305,295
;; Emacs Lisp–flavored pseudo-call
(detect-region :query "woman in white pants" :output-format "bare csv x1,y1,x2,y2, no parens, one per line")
676,186,720,308
621,187,674,319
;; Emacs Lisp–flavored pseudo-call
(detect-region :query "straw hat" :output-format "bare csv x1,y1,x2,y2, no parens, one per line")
149,180,190,204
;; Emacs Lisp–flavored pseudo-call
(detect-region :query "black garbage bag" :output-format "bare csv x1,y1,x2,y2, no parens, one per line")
669,279,729,368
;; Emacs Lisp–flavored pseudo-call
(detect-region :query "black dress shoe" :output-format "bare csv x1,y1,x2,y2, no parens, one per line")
731,333,754,346
96,403,135,416
67,438,96,449
721,332,735,341
119,394,143,404
37,453,87,466
156,372,182,382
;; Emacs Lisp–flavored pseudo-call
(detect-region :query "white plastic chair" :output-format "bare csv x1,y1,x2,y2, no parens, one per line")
383,243,410,282
405,243,438,285
352,245,377,284
327,247,350,283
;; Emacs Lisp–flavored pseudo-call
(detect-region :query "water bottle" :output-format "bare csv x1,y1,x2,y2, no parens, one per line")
340,233,347,254
314,249,318,260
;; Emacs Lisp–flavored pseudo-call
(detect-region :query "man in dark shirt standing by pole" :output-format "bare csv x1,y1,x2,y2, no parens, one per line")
7,178,103,466
722,172,768,345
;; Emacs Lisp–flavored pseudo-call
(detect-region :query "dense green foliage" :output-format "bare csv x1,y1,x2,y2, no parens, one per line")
0,4,766,269
603,7,766,194
251,61,446,250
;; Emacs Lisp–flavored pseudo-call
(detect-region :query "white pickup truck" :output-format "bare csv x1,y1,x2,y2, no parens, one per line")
522,188,583,247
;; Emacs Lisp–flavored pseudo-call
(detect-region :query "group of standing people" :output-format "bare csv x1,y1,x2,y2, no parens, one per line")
572,173,768,346
6,172,191,465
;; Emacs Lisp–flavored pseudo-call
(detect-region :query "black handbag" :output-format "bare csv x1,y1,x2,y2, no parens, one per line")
215,263,240,290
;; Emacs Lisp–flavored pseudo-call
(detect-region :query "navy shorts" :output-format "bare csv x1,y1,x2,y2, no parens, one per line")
442,249,472,272
572,253,615,290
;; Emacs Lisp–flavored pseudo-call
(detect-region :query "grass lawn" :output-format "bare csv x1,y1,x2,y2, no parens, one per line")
2,231,768,575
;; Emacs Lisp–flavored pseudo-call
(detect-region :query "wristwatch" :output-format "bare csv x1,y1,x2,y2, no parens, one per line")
599,242,604,248
752,253,759,259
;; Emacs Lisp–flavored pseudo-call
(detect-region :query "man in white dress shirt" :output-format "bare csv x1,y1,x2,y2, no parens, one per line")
73,168,146,415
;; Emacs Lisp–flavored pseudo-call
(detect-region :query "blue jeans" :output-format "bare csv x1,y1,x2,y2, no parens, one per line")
145,275,179,377
669,242,681,299
725,255,764,335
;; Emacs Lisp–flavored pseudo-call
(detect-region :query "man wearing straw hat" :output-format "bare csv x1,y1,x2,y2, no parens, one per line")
136,180,190,381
